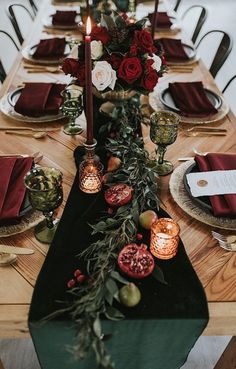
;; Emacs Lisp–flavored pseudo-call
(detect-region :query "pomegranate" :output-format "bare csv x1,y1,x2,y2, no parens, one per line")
119,283,141,307
139,210,158,230
104,184,133,207
118,243,155,279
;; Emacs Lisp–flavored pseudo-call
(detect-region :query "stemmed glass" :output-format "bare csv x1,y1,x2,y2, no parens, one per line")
24,166,63,244
60,86,84,135
150,110,180,176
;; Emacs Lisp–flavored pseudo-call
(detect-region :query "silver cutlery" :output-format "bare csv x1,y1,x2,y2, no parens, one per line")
0,245,34,255
218,240,236,252
212,231,236,243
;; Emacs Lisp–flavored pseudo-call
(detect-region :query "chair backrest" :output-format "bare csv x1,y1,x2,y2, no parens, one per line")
0,59,7,84
181,5,208,44
196,30,233,78
222,75,236,115
0,30,19,82
28,0,38,17
6,4,34,45
174,0,182,13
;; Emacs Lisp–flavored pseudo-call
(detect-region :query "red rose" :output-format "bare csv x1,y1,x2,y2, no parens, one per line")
118,57,142,84
110,53,122,70
62,58,79,78
91,26,111,44
141,70,159,91
130,44,137,56
145,59,154,73
76,63,86,86
133,30,155,54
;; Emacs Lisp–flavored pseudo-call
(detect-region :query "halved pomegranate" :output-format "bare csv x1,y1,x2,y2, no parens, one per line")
104,183,133,207
118,243,155,279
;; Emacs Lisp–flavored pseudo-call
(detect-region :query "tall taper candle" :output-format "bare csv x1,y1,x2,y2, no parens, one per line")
85,16,93,145
151,0,159,40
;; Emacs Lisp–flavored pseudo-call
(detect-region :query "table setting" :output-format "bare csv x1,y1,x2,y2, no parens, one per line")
0,0,236,367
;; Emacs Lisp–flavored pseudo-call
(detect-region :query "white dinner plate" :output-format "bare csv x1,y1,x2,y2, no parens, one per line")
0,88,64,123
42,14,81,30
21,42,70,65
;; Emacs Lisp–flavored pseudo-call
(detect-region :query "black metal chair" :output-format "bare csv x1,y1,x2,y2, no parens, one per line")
6,4,34,45
196,30,233,78
28,0,38,17
181,5,208,45
0,30,20,83
173,0,182,13
222,75,236,115
222,75,236,94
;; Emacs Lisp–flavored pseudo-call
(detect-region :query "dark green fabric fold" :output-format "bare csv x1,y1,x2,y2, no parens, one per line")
29,166,209,369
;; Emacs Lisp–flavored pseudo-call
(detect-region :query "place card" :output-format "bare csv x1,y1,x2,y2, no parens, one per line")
186,170,236,197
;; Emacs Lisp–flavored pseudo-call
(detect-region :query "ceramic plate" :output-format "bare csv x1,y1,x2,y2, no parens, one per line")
0,88,64,123
159,87,222,114
21,42,70,65
42,14,81,30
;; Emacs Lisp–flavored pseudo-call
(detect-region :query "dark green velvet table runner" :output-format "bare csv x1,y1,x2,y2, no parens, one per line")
29,165,209,369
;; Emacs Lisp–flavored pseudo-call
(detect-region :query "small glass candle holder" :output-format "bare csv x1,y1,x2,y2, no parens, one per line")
79,140,103,194
150,218,180,260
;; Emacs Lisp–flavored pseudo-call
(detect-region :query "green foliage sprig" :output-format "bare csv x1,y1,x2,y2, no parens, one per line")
64,99,162,368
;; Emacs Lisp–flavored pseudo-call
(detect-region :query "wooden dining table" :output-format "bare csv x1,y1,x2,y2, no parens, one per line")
0,1,236,367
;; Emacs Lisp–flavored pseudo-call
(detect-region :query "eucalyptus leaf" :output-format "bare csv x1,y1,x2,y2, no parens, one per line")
110,270,128,284
93,316,102,338
105,278,119,296
105,306,125,321
152,265,168,285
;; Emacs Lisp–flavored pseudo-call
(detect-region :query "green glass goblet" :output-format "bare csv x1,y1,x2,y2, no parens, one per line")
24,166,63,244
150,110,180,176
60,87,83,135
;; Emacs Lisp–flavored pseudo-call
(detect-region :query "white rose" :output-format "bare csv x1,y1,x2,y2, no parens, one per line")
91,40,103,60
92,61,117,91
69,45,78,59
148,54,162,72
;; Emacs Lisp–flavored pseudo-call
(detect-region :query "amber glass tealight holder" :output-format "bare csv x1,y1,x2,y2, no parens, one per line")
79,140,103,194
150,218,180,260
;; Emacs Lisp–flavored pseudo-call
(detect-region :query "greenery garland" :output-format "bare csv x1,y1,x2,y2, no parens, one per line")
63,99,164,368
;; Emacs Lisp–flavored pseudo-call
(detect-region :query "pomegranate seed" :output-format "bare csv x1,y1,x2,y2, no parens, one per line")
74,269,82,277
77,274,86,283
136,233,143,241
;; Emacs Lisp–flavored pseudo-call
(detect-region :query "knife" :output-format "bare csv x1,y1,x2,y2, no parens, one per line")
0,245,35,255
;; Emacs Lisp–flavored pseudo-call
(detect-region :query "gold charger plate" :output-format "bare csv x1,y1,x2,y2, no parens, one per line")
149,88,229,125
169,160,236,230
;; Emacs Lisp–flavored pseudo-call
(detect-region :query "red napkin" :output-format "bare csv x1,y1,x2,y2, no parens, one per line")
169,82,218,117
195,153,236,217
159,38,189,61
33,38,66,59
148,12,173,29
0,156,33,225
14,83,66,117
52,10,77,25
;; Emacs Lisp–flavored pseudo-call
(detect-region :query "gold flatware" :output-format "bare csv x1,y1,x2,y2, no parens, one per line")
182,131,227,137
181,126,227,133
0,127,60,132
25,67,61,74
5,131,47,139
0,245,34,255
0,253,17,266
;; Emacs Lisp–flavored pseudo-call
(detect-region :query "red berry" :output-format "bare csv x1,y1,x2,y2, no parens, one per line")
67,279,75,288
74,269,82,277
136,233,143,241
77,274,86,283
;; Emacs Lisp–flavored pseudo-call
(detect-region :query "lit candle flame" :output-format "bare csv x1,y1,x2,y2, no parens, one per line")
86,16,92,36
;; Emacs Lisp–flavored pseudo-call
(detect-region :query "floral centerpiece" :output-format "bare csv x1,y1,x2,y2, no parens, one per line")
62,12,166,99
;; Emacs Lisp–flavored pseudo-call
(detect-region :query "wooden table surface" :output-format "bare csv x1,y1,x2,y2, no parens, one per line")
0,0,236,345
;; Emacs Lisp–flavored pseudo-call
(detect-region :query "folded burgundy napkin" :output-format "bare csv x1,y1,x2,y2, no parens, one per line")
14,83,66,117
0,156,33,225
159,38,189,61
52,10,77,26
195,153,236,217
33,38,66,59
169,82,218,117
148,12,173,29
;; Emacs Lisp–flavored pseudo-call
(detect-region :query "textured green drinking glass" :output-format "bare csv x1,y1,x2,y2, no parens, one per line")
150,110,180,176
60,86,83,135
24,167,63,244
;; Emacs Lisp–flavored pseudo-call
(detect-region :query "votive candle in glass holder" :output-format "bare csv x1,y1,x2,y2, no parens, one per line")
150,218,180,259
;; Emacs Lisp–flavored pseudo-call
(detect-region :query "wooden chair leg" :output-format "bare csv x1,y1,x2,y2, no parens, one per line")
214,336,236,369
0,359,6,369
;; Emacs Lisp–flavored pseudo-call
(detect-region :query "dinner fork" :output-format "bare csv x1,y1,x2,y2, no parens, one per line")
218,240,236,252
182,131,227,137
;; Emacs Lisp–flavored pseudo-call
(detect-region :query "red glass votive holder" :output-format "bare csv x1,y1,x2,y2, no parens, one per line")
150,218,180,260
